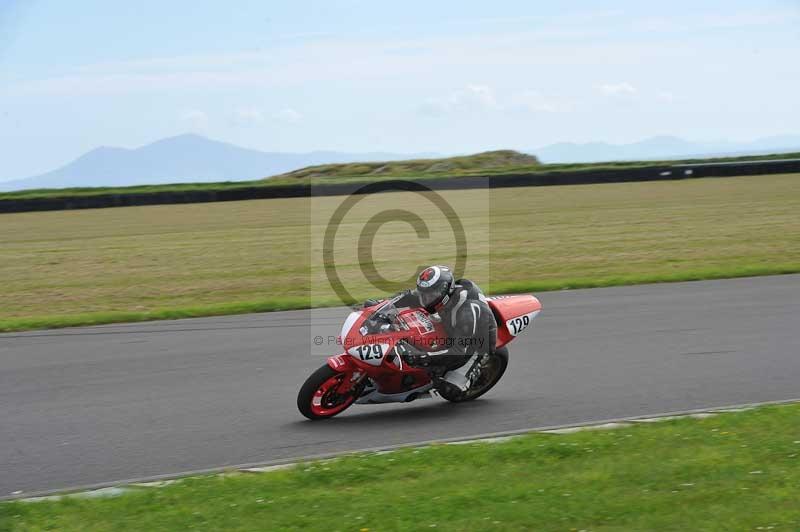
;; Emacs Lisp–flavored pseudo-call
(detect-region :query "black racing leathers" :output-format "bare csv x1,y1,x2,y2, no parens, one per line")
384,279,497,369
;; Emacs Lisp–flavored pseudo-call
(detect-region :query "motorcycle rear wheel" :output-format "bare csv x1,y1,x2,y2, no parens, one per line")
436,347,509,403
297,364,357,420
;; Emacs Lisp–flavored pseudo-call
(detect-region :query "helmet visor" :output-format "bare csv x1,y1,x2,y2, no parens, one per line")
418,287,443,308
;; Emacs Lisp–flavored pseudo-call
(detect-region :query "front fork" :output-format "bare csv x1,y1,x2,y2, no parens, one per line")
336,370,368,396
326,355,369,397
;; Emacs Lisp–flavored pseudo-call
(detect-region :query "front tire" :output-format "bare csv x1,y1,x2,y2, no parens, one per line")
436,347,509,403
297,364,357,420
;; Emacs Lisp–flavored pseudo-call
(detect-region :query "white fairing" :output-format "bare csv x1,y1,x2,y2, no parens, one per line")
505,310,540,336
356,382,434,404
340,311,362,342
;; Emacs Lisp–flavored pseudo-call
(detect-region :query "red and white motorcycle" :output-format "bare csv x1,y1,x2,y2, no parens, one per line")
297,294,542,420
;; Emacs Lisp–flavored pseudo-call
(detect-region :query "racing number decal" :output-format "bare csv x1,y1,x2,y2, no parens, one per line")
509,315,529,335
506,311,538,336
354,344,384,361
347,344,389,365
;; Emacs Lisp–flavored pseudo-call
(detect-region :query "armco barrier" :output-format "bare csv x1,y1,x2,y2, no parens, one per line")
1,158,799,214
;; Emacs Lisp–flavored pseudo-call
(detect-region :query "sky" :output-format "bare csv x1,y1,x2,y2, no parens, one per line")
1,0,799,180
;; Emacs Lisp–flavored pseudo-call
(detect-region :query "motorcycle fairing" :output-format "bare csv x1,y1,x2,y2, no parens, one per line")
487,295,542,347
326,294,542,398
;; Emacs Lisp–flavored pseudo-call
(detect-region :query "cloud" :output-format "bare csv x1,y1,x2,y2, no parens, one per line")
274,108,302,124
419,84,500,115
231,107,301,126
656,91,675,103
638,10,799,33
5,4,798,101
510,90,571,113
458,84,499,109
180,109,209,131
232,107,265,126
597,82,637,95
422,86,572,116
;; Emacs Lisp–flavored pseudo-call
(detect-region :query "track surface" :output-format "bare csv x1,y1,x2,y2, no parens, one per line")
2,275,799,496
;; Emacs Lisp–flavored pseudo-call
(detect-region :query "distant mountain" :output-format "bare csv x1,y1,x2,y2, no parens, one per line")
5,133,800,192
533,135,800,163
0,134,439,191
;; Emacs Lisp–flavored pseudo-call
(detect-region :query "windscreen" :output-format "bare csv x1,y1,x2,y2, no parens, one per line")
361,302,404,335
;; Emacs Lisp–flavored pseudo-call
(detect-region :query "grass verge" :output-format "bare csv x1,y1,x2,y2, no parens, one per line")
0,297,316,333
3,404,800,531
1,265,798,333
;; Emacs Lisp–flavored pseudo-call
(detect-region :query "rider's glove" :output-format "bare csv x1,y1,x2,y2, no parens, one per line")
396,341,431,367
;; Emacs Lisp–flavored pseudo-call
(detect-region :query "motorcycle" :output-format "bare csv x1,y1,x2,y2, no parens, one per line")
297,294,542,420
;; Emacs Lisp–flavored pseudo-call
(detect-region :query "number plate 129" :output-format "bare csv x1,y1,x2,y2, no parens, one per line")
506,311,539,336
348,344,390,366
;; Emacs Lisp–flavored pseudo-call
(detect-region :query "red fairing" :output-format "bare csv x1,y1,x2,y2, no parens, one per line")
326,354,356,372
328,303,447,395
326,295,541,395
488,295,542,348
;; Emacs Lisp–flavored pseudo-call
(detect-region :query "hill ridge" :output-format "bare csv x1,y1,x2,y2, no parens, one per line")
0,135,438,192
271,149,541,180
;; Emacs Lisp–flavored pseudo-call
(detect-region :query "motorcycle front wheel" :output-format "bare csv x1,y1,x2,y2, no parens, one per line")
297,364,357,420
436,347,509,403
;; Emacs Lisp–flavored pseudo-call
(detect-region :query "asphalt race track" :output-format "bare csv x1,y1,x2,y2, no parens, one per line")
2,275,799,497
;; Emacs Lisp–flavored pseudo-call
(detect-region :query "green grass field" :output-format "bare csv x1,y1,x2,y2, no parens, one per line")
3,404,799,531
1,173,799,332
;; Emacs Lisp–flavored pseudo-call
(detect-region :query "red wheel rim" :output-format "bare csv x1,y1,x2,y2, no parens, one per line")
310,373,355,417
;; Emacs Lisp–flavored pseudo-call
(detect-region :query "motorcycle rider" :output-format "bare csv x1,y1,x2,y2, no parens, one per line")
363,265,497,392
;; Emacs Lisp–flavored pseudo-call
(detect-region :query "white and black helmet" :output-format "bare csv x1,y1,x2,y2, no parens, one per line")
416,265,455,309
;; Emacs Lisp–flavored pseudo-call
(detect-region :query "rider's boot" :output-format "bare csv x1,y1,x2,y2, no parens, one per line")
442,353,479,392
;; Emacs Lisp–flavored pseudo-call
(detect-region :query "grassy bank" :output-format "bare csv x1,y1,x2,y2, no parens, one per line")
266,149,540,182
1,173,799,332
4,403,800,530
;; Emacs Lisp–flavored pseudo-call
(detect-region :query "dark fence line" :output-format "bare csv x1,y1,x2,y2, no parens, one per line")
2,158,799,214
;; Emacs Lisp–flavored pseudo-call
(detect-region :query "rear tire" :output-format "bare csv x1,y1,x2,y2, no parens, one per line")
436,347,509,403
297,364,356,420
